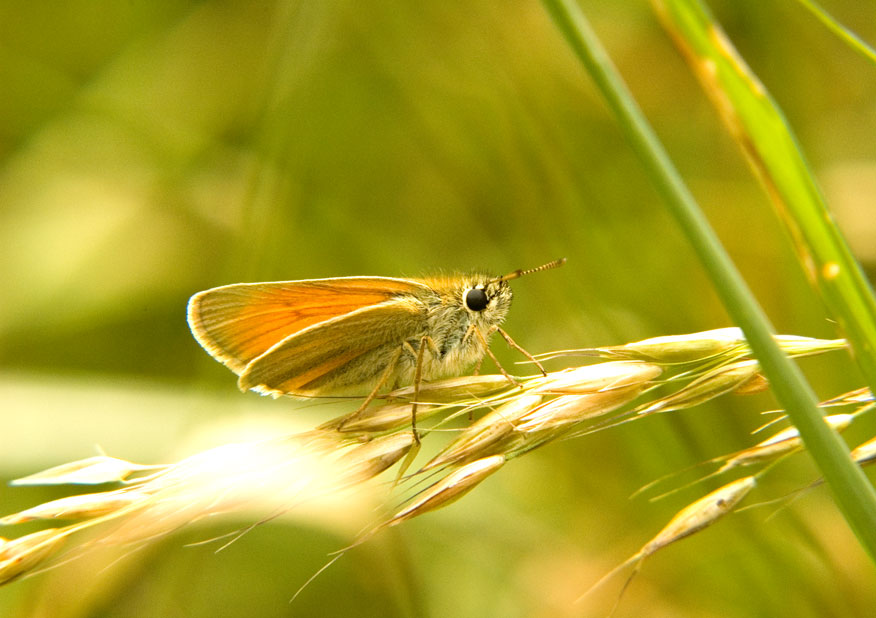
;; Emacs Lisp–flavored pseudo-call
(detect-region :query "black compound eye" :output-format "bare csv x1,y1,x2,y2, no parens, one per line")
465,287,489,312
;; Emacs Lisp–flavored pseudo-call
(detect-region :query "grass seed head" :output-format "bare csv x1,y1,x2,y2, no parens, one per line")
643,476,756,556
528,361,662,395
342,433,416,480
385,374,512,402
732,373,769,395
422,395,543,471
0,490,146,525
330,401,439,433
772,335,847,356
11,456,165,486
387,455,506,526
821,387,872,407
718,413,854,473
850,436,876,465
555,329,844,364
639,359,762,415
0,529,68,586
517,384,647,433
592,328,750,362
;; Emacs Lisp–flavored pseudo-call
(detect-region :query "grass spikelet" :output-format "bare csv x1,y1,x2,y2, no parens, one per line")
637,359,762,415
421,395,542,471
641,475,756,554
383,374,512,402
850,436,876,466
0,529,68,586
527,361,662,394
385,455,506,527
0,328,855,597
325,401,441,433
0,490,147,525
516,385,647,433
320,376,513,434
820,387,873,407
732,373,770,395
573,327,750,363
639,413,856,501
11,456,167,486
582,476,756,614
715,413,854,474
760,429,876,521
537,330,844,365
332,433,416,479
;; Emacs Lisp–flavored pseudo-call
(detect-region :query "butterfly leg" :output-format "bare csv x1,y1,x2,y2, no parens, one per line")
496,326,548,376
336,346,404,432
473,326,521,387
402,335,440,443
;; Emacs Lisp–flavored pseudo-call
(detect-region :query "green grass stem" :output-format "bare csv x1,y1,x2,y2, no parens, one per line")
540,0,876,562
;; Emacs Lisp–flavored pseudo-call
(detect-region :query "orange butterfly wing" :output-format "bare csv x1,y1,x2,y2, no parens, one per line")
187,277,430,375
239,297,427,397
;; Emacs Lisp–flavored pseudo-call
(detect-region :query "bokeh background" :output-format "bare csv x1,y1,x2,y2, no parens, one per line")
2,1,875,616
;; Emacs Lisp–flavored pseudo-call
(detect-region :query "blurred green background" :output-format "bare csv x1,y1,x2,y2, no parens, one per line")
1,0,875,616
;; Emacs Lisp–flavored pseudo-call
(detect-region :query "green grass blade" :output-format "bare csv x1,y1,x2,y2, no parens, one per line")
540,0,876,561
654,0,876,393
796,0,876,65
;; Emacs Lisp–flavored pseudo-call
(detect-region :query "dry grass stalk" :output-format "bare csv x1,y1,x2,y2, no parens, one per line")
0,329,857,593
11,456,166,486
820,387,873,407
385,455,506,526
637,359,764,415
572,327,753,363
421,395,543,471
851,436,876,466
527,361,663,394
383,374,513,402
0,529,68,586
0,431,415,581
325,401,442,433
516,385,650,434
0,491,147,525
582,476,756,614
715,413,853,474
540,327,845,364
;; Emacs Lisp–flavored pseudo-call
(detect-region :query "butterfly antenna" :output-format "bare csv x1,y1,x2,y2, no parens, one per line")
496,258,566,283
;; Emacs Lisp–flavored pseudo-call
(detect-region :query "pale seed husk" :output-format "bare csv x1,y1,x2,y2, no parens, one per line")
638,360,762,415
331,402,440,433
528,362,662,395
0,529,67,585
0,490,145,525
850,436,876,466
592,328,748,363
342,433,416,480
385,375,512,402
11,456,165,486
421,395,543,471
717,413,853,473
643,476,756,555
517,384,647,433
387,455,506,526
